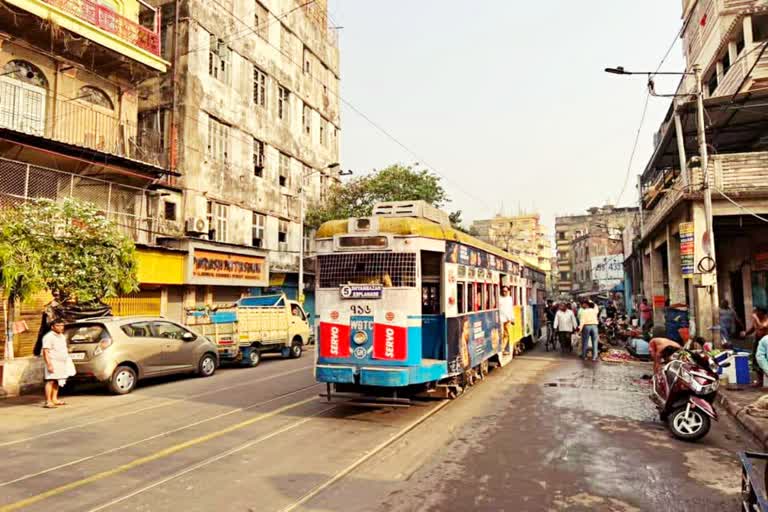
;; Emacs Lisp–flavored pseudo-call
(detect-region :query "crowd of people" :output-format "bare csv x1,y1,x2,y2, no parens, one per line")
544,298,617,362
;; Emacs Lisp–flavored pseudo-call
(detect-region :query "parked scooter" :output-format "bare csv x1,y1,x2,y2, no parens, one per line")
650,349,726,441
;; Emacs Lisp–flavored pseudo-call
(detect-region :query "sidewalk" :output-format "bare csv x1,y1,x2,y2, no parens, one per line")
719,387,768,448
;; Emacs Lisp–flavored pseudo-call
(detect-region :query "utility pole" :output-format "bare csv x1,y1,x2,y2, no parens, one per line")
693,65,719,346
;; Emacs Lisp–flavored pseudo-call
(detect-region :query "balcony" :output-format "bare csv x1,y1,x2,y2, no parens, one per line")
0,156,182,245
2,0,167,73
0,78,165,169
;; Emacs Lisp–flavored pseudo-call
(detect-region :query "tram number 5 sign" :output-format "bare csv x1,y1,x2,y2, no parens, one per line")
373,313,407,361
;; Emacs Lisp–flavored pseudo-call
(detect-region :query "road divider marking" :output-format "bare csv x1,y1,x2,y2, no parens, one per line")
84,405,338,512
0,395,319,512
0,364,313,449
0,383,322,488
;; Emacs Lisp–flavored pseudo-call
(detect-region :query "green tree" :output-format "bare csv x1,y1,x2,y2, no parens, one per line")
306,164,462,229
0,198,139,305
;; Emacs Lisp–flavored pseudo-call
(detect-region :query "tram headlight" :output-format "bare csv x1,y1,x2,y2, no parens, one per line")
353,330,368,345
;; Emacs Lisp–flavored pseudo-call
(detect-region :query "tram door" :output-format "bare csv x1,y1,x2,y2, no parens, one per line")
421,251,444,359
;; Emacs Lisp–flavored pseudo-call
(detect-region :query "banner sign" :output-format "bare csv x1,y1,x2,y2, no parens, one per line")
445,241,520,274
446,311,501,373
319,321,351,358
339,284,383,300
193,249,264,280
372,310,408,361
680,222,695,278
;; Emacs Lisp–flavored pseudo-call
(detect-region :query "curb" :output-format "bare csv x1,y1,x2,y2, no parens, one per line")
718,392,768,448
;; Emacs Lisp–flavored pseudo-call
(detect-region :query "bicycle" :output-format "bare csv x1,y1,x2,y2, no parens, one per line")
545,320,558,352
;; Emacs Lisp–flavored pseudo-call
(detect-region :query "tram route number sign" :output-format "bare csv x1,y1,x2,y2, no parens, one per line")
339,284,383,299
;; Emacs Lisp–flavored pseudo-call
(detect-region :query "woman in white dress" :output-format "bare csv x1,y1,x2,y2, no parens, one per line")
42,318,75,408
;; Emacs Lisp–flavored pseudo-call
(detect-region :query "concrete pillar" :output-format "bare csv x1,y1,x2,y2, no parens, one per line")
667,225,686,305
692,202,719,341
160,287,168,317
650,245,665,326
183,286,196,310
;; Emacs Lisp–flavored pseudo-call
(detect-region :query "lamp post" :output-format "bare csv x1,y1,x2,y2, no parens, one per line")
297,164,352,303
605,64,719,345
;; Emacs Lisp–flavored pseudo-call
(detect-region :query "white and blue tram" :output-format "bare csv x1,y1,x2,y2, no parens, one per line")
314,201,546,397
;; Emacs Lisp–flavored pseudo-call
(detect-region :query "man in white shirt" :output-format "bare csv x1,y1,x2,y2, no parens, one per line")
553,303,577,353
42,318,72,408
499,286,515,354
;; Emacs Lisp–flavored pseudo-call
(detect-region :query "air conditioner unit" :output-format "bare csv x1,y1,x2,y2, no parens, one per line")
185,217,208,236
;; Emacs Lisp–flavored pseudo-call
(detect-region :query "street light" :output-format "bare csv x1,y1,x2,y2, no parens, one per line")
297,165,353,302
606,64,719,345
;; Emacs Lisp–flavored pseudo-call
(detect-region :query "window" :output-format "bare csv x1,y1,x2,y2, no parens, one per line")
707,72,718,96
317,253,417,288
279,152,290,187
558,231,566,240
278,86,290,122
151,321,193,340
253,138,265,177
484,283,491,310
208,34,231,83
253,66,267,107
280,24,293,55
303,46,311,74
278,220,288,250
2,60,48,88
120,322,153,338
163,201,177,221
254,1,268,39
207,116,230,162
302,103,311,135
252,212,265,247
320,172,329,202
78,86,114,109
207,200,228,242
737,32,746,54
560,271,569,281
753,15,768,42
457,282,465,314
319,119,326,146
722,51,731,75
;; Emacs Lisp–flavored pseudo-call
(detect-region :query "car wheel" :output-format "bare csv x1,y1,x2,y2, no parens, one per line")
290,338,303,359
198,354,216,377
109,365,137,395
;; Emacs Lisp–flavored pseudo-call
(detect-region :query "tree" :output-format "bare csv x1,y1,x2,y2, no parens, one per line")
1,198,139,358
306,164,462,229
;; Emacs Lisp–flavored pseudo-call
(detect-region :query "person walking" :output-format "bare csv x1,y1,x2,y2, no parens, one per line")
718,299,743,342
578,300,600,362
553,302,577,353
42,318,74,408
639,298,652,330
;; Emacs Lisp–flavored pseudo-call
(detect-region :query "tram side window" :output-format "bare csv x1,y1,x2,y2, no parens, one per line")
492,284,498,309
473,283,481,312
484,283,491,310
457,282,465,314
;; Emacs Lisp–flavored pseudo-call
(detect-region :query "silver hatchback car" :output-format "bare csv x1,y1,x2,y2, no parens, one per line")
64,317,219,394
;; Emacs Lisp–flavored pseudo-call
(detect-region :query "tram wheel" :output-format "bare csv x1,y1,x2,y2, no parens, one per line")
480,360,489,379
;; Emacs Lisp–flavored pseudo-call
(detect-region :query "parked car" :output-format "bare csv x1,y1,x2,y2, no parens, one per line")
64,317,219,394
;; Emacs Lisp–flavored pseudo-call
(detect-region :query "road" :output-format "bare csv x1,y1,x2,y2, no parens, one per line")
0,346,755,512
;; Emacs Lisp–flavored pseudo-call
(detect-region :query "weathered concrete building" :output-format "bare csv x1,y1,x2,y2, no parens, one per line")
471,213,552,277
570,231,624,297
142,0,341,309
629,0,768,340
554,206,638,296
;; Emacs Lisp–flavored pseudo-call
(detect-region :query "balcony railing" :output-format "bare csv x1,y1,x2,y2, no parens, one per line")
45,0,160,56
0,156,182,245
0,78,165,168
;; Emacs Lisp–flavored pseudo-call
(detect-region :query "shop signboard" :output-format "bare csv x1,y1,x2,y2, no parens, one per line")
192,249,265,280
680,222,695,278
591,254,623,291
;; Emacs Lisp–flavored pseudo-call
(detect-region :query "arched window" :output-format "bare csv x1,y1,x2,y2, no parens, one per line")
78,86,114,110
2,60,48,88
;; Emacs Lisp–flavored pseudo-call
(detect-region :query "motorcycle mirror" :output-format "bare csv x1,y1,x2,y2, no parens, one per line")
718,362,731,368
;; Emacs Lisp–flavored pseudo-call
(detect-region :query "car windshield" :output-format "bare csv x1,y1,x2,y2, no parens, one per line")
65,324,107,344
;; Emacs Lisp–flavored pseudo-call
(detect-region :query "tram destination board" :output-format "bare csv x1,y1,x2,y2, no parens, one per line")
340,284,383,299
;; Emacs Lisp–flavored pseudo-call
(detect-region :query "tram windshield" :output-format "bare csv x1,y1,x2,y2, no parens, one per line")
317,253,417,288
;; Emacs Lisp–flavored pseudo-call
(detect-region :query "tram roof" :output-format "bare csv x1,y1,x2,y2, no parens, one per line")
316,217,545,274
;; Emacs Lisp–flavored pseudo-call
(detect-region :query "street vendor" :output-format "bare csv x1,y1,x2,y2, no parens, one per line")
649,337,682,373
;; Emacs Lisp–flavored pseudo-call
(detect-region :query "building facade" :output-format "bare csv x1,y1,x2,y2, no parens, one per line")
471,213,552,278
141,0,341,312
554,206,638,296
570,232,624,297
630,0,768,340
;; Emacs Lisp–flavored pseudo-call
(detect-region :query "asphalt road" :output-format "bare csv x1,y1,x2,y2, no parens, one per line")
0,346,756,512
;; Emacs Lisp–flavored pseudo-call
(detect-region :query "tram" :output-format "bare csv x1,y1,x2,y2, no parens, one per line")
314,201,546,399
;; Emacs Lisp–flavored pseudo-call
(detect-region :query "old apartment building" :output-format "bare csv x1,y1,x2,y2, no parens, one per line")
0,0,170,358
472,214,552,276
141,0,341,310
555,206,638,296
628,0,768,339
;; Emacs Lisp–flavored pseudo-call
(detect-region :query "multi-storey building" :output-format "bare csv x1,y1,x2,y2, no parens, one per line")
471,213,552,275
631,0,768,338
555,206,637,296
0,0,171,359
142,0,341,311
570,231,624,297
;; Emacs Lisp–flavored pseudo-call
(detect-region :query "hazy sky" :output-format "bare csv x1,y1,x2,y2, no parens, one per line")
327,0,685,239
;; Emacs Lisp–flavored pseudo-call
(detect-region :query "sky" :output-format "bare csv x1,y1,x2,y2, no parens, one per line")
326,0,685,240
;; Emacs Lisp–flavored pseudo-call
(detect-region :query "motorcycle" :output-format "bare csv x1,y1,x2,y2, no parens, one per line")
650,350,727,442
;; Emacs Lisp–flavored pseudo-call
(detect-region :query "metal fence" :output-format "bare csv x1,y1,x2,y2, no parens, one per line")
0,156,182,245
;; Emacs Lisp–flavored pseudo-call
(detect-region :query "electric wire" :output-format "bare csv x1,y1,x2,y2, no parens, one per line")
713,186,768,223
